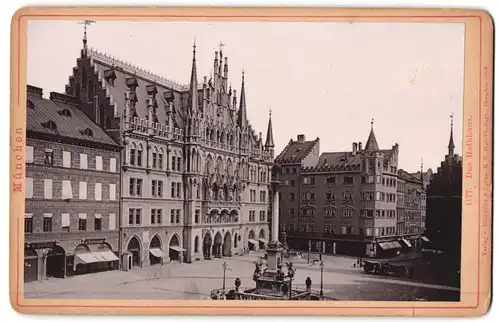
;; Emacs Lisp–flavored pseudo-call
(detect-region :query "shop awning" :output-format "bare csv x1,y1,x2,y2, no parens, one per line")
150,248,167,258
248,239,259,245
378,242,402,250
401,238,412,247
258,238,267,243
74,253,100,267
421,236,430,242
99,251,119,261
169,246,186,252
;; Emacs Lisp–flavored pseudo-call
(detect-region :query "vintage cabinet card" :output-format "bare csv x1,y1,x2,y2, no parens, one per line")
9,6,493,316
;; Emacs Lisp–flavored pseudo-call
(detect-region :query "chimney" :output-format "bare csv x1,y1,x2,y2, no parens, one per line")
358,141,363,152
352,142,357,156
49,92,77,106
297,134,305,143
27,85,43,98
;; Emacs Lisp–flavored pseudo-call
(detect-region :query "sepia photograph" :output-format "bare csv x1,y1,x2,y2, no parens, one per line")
21,17,466,303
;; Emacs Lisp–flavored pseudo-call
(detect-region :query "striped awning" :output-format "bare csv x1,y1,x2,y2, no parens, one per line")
401,238,412,247
150,248,167,258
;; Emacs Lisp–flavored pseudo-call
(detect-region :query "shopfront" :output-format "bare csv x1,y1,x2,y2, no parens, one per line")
24,241,66,282
70,239,119,276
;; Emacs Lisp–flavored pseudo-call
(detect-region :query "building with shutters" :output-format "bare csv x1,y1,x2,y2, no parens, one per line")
24,85,122,282
275,122,427,258
56,31,273,268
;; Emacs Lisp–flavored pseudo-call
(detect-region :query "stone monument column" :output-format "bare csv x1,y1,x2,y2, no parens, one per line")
271,188,279,242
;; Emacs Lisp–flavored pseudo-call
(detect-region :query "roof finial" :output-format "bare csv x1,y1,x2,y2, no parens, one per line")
450,112,454,128
269,107,272,117
371,118,374,128
78,20,96,55
193,37,197,59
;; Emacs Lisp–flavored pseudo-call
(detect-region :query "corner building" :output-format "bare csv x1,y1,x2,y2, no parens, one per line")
62,38,273,267
24,86,121,282
276,124,426,258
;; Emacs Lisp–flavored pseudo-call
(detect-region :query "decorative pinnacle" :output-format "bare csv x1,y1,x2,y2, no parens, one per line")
371,118,374,128
450,113,454,127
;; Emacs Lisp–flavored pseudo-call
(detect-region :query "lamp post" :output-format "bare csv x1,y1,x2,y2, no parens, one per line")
222,261,228,299
308,240,312,264
319,261,324,298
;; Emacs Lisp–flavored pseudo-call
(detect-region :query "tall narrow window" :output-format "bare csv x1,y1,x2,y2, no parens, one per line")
108,213,116,230
44,179,53,199
61,213,70,232
78,213,87,231
95,183,102,201
79,181,87,200
94,214,102,231
80,153,88,169
95,155,103,171
137,146,143,166
26,146,34,163
26,177,33,199
43,214,52,232
44,149,54,165
62,180,73,199
110,157,117,172
109,184,116,201
24,214,33,233
63,151,71,168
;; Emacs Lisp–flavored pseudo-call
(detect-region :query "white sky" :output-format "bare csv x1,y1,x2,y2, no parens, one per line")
27,20,465,172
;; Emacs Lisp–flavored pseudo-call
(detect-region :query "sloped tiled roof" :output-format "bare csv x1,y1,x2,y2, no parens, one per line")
317,151,362,167
275,138,318,163
26,88,118,147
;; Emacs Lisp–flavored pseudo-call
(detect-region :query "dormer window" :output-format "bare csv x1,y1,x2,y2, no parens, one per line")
82,128,94,136
42,120,57,130
27,100,35,109
58,109,72,117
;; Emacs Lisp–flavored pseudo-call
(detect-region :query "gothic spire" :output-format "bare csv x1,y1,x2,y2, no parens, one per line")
188,38,198,112
265,109,275,149
237,70,247,128
365,118,379,152
448,113,455,155
79,20,95,56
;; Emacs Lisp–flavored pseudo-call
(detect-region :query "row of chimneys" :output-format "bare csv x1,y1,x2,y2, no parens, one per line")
296,134,363,155
27,85,78,106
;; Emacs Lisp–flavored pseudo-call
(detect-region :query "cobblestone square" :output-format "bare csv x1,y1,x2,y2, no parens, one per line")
24,252,459,301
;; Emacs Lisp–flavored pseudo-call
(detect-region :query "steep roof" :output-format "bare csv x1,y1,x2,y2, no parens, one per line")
26,86,118,147
275,137,319,163
317,151,362,167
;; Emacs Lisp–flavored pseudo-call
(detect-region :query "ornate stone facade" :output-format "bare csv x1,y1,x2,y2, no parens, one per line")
63,37,273,266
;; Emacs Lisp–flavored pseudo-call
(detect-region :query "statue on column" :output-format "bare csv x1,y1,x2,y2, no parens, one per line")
228,188,234,201
208,188,213,200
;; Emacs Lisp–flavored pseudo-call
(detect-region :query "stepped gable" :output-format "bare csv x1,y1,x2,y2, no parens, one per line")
275,136,319,164
26,85,118,147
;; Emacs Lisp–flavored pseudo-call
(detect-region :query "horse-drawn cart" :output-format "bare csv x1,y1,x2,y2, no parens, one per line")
362,259,415,278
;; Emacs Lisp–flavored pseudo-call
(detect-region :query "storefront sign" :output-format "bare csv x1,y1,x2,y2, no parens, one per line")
82,238,106,245
26,241,56,249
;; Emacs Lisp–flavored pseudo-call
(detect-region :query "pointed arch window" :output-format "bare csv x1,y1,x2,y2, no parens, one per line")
130,143,137,166
152,147,158,169
158,148,164,170
137,144,143,167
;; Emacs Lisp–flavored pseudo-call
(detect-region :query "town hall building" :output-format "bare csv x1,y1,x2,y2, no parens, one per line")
59,30,273,268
